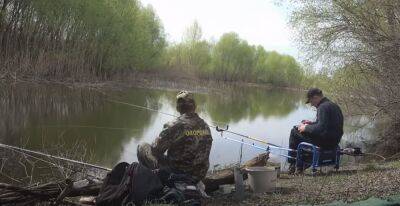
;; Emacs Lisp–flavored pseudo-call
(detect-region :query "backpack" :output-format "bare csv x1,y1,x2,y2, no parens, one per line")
95,162,163,206
96,162,202,206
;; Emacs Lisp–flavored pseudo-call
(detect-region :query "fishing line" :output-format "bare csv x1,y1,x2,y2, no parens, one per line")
0,143,111,171
107,99,295,152
108,99,179,118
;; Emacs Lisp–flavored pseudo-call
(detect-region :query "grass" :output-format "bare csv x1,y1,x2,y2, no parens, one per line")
386,160,400,169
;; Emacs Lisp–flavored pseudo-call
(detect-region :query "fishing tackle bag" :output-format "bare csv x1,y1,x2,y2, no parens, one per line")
95,162,163,206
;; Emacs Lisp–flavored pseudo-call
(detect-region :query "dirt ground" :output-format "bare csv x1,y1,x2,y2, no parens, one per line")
204,161,400,206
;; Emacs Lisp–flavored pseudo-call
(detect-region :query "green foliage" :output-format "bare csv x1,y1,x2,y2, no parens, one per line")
301,67,333,92
164,23,305,87
1,1,304,86
211,32,255,81
163,21,212,74
0,0,166,78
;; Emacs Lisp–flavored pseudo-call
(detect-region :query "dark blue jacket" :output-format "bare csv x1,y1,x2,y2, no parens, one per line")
305,97,344,148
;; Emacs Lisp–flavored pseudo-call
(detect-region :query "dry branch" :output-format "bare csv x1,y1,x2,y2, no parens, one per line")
0,153,269,204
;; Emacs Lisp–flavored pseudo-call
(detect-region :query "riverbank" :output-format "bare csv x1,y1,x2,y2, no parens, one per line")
2,149,399,206
0,70,304,95
206,160,400,205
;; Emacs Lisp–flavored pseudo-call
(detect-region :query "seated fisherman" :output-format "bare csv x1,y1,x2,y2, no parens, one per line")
82,91,212,206
288,88,344,174
137,91,213,182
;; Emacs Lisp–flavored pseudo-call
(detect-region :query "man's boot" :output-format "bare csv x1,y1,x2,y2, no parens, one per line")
295,166,304,175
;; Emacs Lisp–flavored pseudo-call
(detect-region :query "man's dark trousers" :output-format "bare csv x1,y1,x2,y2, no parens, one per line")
288,126,321,164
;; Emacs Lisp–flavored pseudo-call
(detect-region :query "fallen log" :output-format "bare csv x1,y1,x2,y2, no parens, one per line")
203,152,269,192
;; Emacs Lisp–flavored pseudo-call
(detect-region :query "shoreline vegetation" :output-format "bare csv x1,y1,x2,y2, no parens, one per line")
286,1,400,156
0,71,306,95
0,1,308,89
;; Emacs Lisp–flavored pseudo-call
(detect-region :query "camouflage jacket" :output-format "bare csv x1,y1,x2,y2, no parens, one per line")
151,112,213,181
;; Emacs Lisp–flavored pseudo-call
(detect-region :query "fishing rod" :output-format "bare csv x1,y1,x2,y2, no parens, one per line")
108,99,294,151
221,135,295,159
0,143,111,171
215,125,295,152
108,99,178,119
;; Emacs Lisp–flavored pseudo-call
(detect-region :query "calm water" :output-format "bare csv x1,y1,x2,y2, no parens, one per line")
0,83,371,170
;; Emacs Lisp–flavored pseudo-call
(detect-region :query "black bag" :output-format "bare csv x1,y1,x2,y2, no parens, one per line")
158,170,202,206
125,163,164,205
96,162,163,206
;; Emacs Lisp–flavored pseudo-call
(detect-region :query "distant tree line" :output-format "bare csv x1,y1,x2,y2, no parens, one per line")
163,22,304,86
0,1,304,87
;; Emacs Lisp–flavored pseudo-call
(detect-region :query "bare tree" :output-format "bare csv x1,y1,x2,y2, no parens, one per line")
287,0,400,154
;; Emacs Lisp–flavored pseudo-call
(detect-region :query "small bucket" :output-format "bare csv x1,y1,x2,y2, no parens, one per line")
245,166,277,193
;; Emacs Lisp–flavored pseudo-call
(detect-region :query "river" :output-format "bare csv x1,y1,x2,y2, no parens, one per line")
0,83,373,171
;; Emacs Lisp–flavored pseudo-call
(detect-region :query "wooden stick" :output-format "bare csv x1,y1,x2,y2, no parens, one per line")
54,179,73,205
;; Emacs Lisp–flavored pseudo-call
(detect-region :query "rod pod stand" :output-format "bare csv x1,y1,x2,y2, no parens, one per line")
234,167,245,200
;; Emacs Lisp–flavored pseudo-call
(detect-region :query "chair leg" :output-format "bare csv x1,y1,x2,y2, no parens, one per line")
312,168,317,176
334,159,340,172
312,149,319,176
335,148,341,171
296,149,303,169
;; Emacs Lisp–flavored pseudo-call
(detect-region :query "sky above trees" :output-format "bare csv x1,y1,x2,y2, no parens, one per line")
140,0,298,59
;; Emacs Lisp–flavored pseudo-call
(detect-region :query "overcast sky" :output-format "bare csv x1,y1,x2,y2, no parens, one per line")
140,0,299,59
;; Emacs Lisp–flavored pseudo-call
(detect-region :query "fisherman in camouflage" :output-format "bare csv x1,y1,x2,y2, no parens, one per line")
137,91,213,182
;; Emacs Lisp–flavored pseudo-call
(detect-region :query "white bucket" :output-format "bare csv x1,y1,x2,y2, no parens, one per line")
245,166,277,193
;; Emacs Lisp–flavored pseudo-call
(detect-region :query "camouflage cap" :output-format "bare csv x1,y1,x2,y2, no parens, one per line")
176,91,196,112
176,90,194,101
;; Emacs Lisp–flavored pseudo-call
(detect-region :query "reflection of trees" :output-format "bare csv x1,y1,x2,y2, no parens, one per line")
197,87,302,123
0,83,302,167
67,88,164,165
0,83,103,144
0,84,163,167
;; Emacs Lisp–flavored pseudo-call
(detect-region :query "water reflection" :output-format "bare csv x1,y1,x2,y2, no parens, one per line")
0,83,103,144
198,87,302,124
0,84,315,168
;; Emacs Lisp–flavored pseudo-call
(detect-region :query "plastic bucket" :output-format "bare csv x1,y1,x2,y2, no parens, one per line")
245,166,277,193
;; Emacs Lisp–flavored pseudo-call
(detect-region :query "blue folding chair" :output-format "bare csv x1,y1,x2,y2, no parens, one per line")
296,142,341,175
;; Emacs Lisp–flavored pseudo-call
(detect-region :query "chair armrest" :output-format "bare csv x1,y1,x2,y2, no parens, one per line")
297,142,320,151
